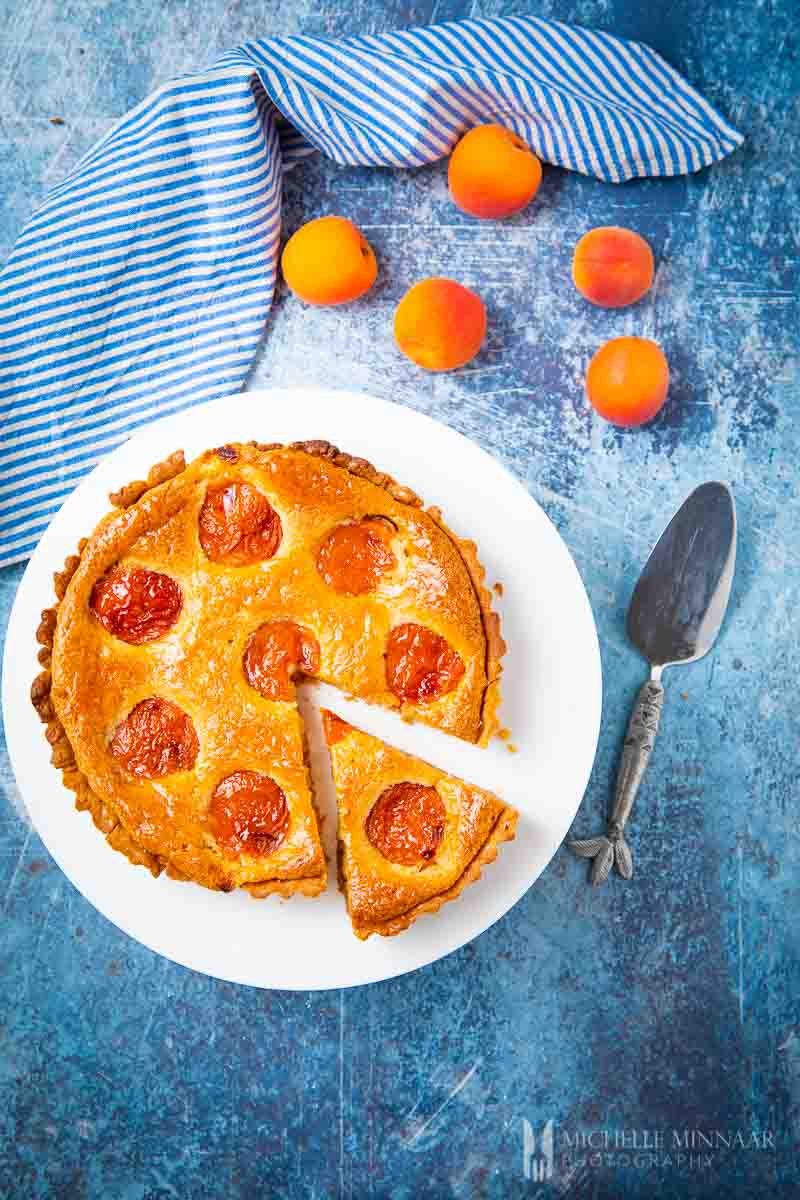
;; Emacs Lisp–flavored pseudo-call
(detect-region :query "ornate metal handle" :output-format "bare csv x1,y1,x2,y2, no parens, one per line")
569,676,665,885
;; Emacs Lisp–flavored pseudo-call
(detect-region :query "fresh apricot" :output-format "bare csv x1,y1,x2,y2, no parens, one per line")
585,337,669,427
281,216,377,306
448,124,542,219
572,227,654,308
394,278,486,371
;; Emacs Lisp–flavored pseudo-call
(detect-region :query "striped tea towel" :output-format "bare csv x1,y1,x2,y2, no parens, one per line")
0,15,742,567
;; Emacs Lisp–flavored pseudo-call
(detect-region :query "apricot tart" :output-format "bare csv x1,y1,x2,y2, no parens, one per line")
322,710,517,938
31,441,504,900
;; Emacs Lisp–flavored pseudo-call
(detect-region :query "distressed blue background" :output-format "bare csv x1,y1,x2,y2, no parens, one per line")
1,1,798,1197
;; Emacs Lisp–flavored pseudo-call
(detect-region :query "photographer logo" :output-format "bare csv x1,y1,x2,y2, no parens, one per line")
522,1118,554,1182
520,1118,775,1182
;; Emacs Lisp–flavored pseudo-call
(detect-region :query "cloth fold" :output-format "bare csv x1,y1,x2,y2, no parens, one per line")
0,15,742,567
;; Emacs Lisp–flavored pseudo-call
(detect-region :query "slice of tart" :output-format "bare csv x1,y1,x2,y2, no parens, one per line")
321,710,517,939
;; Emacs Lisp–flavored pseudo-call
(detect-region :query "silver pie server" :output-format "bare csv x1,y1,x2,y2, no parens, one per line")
570,482,737,885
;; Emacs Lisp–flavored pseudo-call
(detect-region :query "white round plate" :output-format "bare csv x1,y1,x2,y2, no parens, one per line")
3,388,601,990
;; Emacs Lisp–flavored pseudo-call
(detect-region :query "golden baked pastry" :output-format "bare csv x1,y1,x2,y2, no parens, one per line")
322,710,517,939
31,441,504,900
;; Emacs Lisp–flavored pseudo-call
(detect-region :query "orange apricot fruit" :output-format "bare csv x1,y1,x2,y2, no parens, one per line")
448,124,542,219
281,215,377,306
585,337,669,427
572,226,654,308
394,278,486,371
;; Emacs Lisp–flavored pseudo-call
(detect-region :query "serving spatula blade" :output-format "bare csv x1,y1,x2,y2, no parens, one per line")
626,482,736,669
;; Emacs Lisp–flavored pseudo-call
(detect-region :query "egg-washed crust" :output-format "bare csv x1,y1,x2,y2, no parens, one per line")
325,713,517,940
30,441,504,895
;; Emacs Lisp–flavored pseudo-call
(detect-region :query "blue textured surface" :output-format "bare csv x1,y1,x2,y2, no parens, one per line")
1,2,798,1197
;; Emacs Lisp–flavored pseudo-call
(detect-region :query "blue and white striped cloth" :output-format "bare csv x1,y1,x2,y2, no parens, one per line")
0,16,742,566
